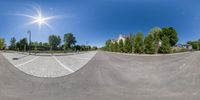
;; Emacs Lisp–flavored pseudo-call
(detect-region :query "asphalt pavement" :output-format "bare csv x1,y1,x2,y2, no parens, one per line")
0,51,200,100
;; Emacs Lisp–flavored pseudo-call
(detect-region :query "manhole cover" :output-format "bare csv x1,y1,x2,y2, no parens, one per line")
12,58,19,60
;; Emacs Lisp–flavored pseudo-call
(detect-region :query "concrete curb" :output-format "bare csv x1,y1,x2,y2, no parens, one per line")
104,51,194,56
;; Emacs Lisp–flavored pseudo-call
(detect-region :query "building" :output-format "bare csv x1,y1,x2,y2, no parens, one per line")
182,44,192,50
117,34,126,43
172,44,193,51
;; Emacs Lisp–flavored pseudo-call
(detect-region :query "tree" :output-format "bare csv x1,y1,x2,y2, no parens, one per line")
149,27,162,53
124,37,132,53
92,46,98,50
144,34,156,54
118,39,124,52
0,38,5,50
31,42,39,51
161,27,178,46
63,33,77,50
43,42,50,50
73,45,81,51
79,45,92,51
134,32,144,53
159,35,171,54
105,40,111,51
16,38,28,51
113,41,119,52
9,37,16,50
48,35,61,50
130,34,135,53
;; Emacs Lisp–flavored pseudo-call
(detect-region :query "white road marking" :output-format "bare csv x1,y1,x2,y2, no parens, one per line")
52,56,74,73
15,56,40,67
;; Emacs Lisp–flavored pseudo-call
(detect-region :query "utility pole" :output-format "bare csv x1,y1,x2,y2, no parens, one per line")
27,30,31,55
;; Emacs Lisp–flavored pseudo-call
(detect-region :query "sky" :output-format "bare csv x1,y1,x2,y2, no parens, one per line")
0,0,200,47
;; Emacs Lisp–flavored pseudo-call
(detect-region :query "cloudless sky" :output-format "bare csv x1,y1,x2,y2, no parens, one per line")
0,0,200,47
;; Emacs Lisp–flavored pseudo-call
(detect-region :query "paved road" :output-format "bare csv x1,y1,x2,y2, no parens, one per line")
0,51,200,100
2,51,97,77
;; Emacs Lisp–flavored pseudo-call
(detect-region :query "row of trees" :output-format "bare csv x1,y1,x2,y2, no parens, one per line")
103,27,178,54
3,33,97,52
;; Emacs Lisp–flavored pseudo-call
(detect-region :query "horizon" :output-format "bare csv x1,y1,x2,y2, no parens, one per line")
0,0,200,47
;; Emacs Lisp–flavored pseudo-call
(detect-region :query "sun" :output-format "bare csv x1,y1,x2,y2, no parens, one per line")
16,6,57,29
34,14,49,27
36,16,45,25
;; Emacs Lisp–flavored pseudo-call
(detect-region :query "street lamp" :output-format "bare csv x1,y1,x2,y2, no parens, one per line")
27,30,31,55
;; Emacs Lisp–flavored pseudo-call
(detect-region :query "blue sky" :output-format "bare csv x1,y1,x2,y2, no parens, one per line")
0,0,200,47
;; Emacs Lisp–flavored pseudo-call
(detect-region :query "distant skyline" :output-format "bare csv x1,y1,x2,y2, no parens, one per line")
0,0,200,47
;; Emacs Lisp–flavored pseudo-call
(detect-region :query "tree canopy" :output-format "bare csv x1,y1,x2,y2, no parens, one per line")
158,35,171,53
161,27,178,46
63,33,77,50
9,37,16,50
144,34,156,54
118,39,124,52
134,32,144,53
124,37,132,53
48,35,61,50
16,38,28,51
105,39,112,51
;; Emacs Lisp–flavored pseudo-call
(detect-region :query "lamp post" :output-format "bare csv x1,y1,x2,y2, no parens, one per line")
27,30,31,55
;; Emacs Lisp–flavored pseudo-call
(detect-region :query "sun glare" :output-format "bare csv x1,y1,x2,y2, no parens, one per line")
16,6,57,29
36,15,45,25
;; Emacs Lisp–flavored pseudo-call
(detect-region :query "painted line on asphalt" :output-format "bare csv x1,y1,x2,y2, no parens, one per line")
52,56,74,73
15,56,40,67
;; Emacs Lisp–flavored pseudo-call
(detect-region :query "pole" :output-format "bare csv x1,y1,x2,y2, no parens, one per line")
27,30,31,55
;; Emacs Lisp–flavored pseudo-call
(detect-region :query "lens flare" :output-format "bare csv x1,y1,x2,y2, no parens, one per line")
16,6,57,29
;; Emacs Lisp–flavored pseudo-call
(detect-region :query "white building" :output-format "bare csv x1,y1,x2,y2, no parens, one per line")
117,34,126,43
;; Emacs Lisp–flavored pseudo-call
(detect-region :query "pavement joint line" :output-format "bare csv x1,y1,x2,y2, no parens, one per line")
52,56,74,73
70,56,89,60
15,56,40,67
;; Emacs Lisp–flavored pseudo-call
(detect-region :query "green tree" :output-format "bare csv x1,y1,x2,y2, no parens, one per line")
130,34,135,53
134,32,144,53
159,35,171,54
9,37,16,50
0,38,5,50
92,46,98,50
118,39,124,52
31,42,39,51
144,34,156,54
105,40,111,51
43,42,50,50
124,37,132,53
63,33,77,50
48,35,61,50
110,42,114,52
161,27,178,46
113,41,119,52
39,42,43,47
17,38,28,51
149,27,162,53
